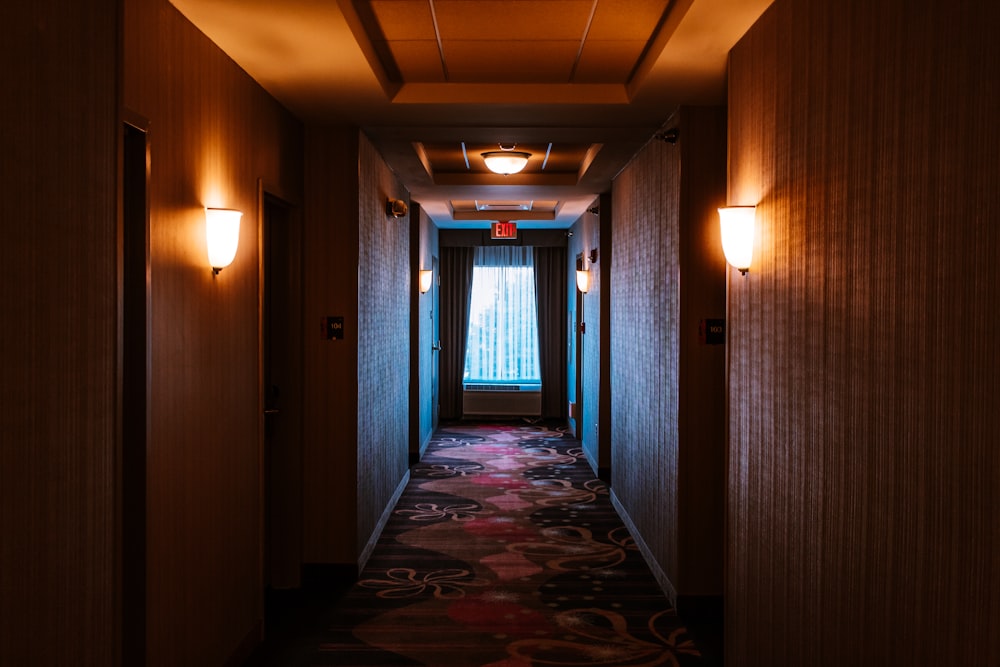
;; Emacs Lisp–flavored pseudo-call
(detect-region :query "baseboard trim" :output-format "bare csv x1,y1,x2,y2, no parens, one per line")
676,594,724,624
583,443,599,477
609,488,677,607
419,430,432,459
358,469,410,572
300,563,357,590
410,430,434,465
224,619,262,666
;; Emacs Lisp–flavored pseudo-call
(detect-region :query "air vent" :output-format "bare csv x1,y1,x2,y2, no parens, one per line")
463,384,542,417
476,201,533,212
463,383,541,392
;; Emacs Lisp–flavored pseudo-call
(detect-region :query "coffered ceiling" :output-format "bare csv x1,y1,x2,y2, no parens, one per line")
170,0,774,227
351,0,672,85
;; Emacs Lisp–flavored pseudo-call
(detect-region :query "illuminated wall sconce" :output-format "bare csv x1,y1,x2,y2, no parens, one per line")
205,207,243,274
718,206,756,275
418,269,433,294
576,247,598,293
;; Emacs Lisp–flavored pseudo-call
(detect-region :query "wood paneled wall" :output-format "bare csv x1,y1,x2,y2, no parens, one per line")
1,1,119,663
124,0,303,663
727,0,1000,663
610,108,727,600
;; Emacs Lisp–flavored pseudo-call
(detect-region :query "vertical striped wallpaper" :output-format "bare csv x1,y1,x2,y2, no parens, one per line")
302,126,361,565
727,0,1000,664
356,133,410,554
610,109,727,600
125,0,304,662
611,137,682,586
1,1,118,663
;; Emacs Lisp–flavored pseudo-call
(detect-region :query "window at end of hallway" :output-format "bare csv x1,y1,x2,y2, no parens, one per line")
463,246,541,384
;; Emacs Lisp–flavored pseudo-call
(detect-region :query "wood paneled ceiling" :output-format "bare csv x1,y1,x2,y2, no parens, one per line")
169,0,774,227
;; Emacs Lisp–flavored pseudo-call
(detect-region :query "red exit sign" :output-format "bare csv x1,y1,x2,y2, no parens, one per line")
491,221,518,239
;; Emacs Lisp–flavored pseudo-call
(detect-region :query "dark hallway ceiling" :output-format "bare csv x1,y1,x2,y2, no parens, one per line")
170,0,773,227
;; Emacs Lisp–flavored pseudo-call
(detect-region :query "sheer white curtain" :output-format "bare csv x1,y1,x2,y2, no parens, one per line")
463,246,541,383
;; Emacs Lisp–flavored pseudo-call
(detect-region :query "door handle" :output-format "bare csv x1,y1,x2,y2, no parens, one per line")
432,341,442,351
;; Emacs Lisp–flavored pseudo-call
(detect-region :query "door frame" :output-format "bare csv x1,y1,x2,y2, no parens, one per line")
256,180,304,618
120,110,150,666
431,255,440,431
574,253,586,441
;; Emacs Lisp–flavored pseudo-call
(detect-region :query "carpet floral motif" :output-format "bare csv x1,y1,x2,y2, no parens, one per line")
316,424,704,666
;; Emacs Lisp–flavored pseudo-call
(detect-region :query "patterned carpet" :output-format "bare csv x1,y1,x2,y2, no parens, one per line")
307,423,706,666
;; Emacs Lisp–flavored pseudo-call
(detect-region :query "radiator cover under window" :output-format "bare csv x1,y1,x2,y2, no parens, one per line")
463,383,542,417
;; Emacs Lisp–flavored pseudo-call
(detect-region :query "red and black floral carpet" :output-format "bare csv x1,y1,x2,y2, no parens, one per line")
296,423,708,666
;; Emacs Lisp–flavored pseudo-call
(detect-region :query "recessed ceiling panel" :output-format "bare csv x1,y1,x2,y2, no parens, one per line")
478,202,532,211
574,40,647,82
420,142,595,178
351,0,679,85
441,41,579,83
433,0,594,41
586,0,670,40
369,0,437,39
451,199,560,220
385,41,446,81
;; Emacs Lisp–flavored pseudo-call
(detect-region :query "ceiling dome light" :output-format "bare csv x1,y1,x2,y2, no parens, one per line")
481,146,530,175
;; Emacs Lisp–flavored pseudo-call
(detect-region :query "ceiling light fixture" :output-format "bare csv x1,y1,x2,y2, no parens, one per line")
481,144,530,175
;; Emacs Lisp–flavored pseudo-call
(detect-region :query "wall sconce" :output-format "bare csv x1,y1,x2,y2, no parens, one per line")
205,207,242,274
576,247,598,293
386,198,408,218
418,269,433,294
718,206,756,275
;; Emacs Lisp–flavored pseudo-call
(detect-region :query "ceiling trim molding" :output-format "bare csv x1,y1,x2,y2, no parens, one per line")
391,83,630,105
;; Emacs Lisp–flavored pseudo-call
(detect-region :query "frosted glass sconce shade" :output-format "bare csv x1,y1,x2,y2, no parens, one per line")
206,207,242,274
419,269,433,293
576,269,590,293
718,206,756,274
